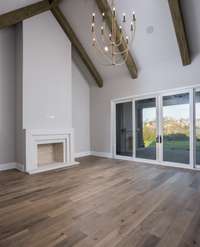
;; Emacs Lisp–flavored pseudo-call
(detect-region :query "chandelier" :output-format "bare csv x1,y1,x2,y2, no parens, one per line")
91,0,136,66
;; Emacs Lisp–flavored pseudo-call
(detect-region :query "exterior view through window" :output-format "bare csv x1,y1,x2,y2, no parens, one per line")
163,93,190,164
135,98,157,160
196,91,200,165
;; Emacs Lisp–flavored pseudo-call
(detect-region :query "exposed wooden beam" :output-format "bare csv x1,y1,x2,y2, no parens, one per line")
96,0,138,79
48,0,63,6
51,6,103,88
0,0,53,29
168,0,191,66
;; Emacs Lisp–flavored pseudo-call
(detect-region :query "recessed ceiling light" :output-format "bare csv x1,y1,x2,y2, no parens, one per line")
146,26,154,34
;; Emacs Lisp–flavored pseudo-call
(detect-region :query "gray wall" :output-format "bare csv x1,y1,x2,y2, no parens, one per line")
0,27,16,164
90,59,200,154
22,11,72,130
16,23,26,165
72,61,91,155
0,12,91,165
59,0,200,155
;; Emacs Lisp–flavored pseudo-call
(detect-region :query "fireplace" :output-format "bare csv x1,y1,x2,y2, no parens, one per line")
24,129,78,174
37,143,64,166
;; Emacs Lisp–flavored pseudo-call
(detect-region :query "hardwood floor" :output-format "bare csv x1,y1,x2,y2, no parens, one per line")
1,156,200,247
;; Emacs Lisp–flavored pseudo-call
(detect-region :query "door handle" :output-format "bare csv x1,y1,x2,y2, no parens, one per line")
156,135,162,143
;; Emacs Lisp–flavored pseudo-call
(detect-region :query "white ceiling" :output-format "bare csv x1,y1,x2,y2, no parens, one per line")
0,0,39,15
0,0,199,82
60,0,200,81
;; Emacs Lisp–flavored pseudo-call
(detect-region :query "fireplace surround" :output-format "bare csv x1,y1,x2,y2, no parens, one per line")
24,129,78,174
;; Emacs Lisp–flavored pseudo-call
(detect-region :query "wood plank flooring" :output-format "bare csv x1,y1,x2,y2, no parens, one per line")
1,156,200,247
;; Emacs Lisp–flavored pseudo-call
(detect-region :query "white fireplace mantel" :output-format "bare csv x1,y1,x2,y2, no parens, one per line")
25,129,78,174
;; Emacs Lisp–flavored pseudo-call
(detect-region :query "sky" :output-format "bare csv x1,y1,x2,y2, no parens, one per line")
143,103,200,122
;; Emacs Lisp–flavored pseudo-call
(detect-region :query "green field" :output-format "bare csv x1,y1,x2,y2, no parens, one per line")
148,139,200,150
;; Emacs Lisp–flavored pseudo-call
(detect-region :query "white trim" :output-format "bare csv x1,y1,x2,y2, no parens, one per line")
25,128,76,173
159,89,193,168
111,84,200,171
114,155,134,161
111,83,200,103
27,161,79,175
195,88,200,167
91,151,112,158
16,163,25,172
190,89,195,168
0,162,16,171
111,98,134,160
75,151,92,158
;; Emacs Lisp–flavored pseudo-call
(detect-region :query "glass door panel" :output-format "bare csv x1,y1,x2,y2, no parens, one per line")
162,93,190,164
116,102,133,157
196,91,200,165
135,98,157,160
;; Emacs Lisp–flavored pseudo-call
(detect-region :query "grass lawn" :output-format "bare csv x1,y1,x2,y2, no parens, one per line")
148,139,200,150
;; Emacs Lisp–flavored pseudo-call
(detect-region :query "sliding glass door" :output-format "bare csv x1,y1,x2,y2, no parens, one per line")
161,92,190,165
135,97,158,160
113,87,199,169
116,101,133,157
134,91,192,166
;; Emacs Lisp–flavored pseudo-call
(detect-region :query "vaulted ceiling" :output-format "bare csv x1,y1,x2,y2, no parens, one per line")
0,0,199,83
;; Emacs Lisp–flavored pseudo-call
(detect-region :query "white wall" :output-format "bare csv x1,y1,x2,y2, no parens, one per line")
0,27,16,165
22,11,72,130
72,61,91,156
90,58,200,154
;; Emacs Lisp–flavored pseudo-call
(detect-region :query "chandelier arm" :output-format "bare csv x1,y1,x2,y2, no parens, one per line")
101,32,123,48
112,32,123,47
113,52,129,66
100,27,123,48
92,33,114,62
93,30,113,56
113,24,136,55
100,30,113,47
94,44,114,63
93,44,120,66
114,48,129,55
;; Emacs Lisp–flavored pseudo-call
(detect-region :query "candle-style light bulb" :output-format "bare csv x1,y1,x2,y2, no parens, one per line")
131,22,133,31
91,23,95,33
113,7,116,17
126,36,129,44
119,26,122,33
109,33,112,40
104,46,109,52
133,11,136,22
102,12,105,21
101,26,104,35
92,13,95,23
92,37,96,46
122,13,126,23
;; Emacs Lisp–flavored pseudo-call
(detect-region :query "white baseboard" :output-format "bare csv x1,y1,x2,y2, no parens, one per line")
0,162,25,172
75,151,113,159
28,162,79,175
75,151,92,158
0,162,17,171
16,163,25,172
91,151,113,159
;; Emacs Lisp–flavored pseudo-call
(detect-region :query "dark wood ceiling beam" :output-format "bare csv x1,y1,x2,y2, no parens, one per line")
96,0,138,79
51,6,103,87
0,0,54,29
168,0,191,66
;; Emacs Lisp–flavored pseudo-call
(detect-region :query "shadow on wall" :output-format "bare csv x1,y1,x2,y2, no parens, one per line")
181,0,200,60
72,47,97,87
